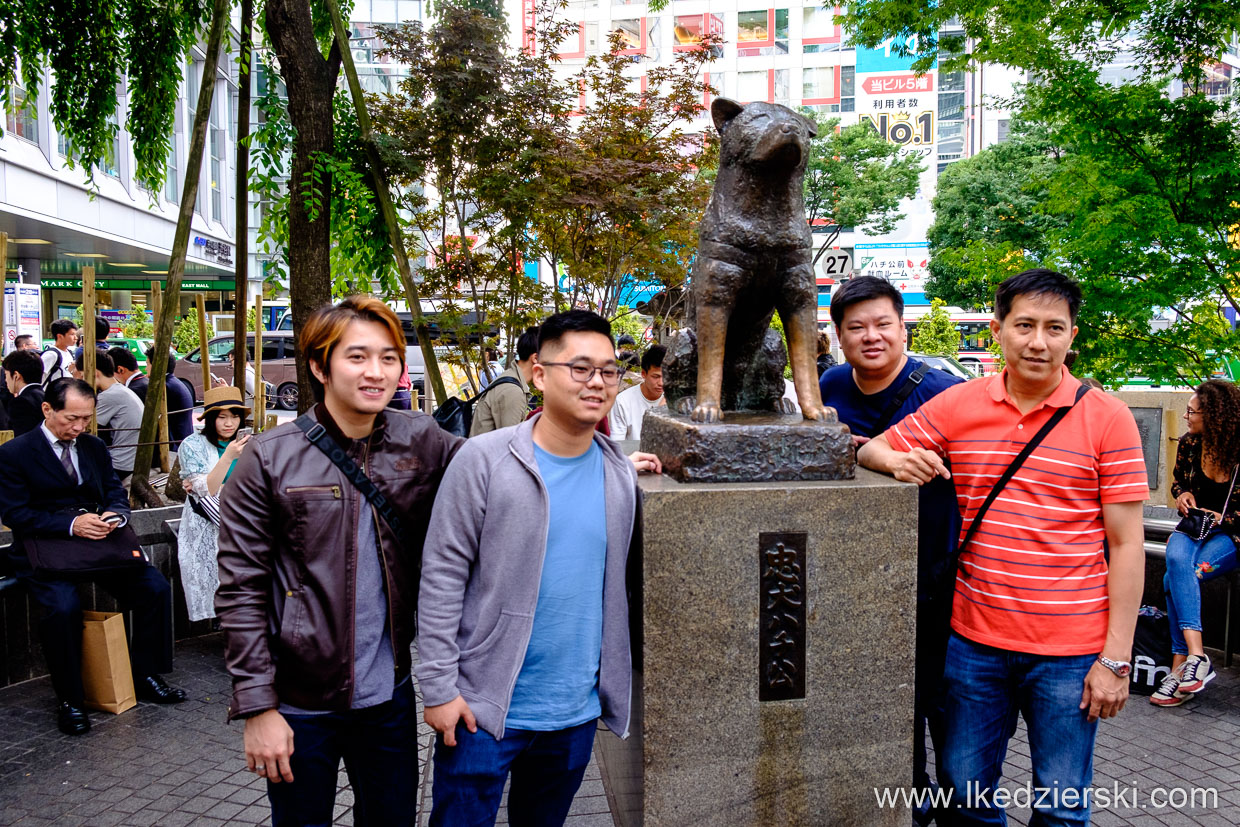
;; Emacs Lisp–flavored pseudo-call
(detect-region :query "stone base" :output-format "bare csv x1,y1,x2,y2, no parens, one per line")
639,408,855,483
598,470,917,827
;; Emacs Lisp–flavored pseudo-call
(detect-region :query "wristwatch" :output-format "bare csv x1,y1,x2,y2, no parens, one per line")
1097,655,1132,677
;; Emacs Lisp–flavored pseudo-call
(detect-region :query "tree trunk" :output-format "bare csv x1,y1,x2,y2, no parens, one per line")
266,0,340,413
233,0,253,394
130,0,231,507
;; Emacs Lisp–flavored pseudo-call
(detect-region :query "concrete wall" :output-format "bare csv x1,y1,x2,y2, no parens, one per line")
1112,389,1193,508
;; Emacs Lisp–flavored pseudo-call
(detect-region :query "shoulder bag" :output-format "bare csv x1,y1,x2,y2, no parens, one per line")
956,384,1091,556
24,508,149,576
1174,464,1239,541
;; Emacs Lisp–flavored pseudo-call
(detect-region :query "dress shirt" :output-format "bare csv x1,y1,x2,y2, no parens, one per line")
39,423,127,536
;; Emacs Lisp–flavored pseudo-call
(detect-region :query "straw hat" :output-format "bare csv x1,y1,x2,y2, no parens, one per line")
198,385,250,420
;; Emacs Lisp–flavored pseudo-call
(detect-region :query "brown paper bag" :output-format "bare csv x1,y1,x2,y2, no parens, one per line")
81,611,137,714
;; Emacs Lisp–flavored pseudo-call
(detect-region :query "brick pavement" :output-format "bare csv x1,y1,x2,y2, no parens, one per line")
1,632,1238,825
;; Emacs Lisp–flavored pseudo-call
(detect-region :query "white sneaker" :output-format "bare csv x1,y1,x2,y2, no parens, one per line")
1150,667,1187,707
1179,654,1216,694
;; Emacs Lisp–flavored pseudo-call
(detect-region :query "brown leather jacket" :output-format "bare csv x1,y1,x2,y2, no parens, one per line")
216,405,462,720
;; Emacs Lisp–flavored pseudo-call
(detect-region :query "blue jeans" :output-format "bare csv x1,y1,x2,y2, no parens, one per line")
939,634,1099,827
429,719,597,827
267,680,418,827
1163,530,1238,655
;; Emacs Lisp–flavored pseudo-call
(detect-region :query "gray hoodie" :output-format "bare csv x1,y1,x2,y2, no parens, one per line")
415,414,640,740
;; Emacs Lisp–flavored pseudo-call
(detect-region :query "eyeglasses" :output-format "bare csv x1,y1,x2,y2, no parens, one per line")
541,361,625,386
1185,407,1202,418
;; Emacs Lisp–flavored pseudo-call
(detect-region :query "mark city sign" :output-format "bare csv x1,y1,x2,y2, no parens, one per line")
42,279,236,291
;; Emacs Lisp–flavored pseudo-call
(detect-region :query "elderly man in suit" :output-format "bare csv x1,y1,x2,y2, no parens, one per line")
0,379,186,735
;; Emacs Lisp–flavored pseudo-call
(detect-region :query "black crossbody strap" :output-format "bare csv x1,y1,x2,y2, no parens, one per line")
957,384,1091,555
871,362,930,437
294,415,407,545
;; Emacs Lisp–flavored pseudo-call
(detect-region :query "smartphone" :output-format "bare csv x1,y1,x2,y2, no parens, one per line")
102,514,124,526
237,427,253,438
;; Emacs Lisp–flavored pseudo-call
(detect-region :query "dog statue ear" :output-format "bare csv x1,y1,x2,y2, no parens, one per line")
801,113,819,138
711,98,745,134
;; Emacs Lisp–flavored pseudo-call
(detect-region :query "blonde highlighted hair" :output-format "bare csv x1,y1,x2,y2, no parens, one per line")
300,296,406,403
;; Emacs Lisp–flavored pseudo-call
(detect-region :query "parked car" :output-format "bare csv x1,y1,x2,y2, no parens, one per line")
105,337,161,369
175,331,298,409
907,352,978,380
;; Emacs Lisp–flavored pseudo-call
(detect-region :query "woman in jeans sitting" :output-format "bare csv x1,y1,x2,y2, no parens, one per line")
1152,379,1240,706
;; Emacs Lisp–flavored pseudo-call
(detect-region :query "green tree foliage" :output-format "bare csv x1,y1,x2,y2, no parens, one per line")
846,0,1240,385
172,314,201,355
0,0,212,191
538,30,718,317
925,123,1065,310
119,310,155,339
911,298,961,356
802,112,923,233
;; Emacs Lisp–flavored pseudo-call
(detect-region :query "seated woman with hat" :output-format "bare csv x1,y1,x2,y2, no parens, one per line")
177,386,252,623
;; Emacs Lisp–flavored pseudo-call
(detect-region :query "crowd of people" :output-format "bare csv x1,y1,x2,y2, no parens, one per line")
0,268,1233,826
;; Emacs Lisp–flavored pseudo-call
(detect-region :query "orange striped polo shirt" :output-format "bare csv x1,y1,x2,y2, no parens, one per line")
885,367,1148,655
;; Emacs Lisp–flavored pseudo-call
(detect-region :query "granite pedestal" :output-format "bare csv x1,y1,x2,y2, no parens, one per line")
598,469,917,826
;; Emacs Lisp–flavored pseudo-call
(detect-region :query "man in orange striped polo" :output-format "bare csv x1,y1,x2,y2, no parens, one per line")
859,269,1147,826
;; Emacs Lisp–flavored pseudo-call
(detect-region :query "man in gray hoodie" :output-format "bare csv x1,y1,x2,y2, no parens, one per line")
417,309,642,826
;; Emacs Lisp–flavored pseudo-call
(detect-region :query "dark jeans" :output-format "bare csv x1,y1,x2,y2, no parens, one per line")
430,719,597,827
913,595,953,823
268,679,419,827
939,634,1099,827
14,557,173,706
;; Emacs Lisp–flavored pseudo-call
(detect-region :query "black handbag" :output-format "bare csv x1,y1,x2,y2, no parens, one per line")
1174,464,1239,541
24,512,149,576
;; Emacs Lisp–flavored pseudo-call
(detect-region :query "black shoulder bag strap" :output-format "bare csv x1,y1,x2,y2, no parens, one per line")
294,415,407,545
870,362,930,437
474,375,522,402
957,383,1091,555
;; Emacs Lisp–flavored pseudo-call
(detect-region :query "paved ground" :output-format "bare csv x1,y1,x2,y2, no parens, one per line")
1,633,1238,825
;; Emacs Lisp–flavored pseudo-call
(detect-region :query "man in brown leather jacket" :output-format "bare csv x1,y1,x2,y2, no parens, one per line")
216,296,462,826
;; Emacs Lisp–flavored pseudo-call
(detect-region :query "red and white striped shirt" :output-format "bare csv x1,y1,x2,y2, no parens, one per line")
885,367,1148,655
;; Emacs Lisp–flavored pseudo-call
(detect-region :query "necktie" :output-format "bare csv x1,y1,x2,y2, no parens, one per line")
57,440,78,484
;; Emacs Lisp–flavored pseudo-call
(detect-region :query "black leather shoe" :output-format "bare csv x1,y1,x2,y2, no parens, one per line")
57,701,90,736
135,675,188,704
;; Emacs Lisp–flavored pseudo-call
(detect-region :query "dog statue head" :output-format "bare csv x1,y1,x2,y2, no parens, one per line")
711,98,818,174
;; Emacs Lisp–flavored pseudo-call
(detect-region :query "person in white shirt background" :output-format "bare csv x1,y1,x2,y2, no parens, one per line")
608,344,665,441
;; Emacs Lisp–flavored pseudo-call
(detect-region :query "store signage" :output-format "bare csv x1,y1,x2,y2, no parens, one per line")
42,278,236,291
193,236,234,266
861,73,933,96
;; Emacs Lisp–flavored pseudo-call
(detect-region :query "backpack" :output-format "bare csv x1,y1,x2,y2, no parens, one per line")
433,376,522,437
41,347,67,387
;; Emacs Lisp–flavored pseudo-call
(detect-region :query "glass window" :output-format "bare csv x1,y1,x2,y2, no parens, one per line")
207,338,235,363
209,92,223,222
840,66,855,112
773,68,789,106
997,118,1011,143
802,67,834,102
674,13,723,48
802,7,834,39
6,84,38,143
737,70,769,103
101,113,121,179
738,9,788,56
613,18,644,52
939,91,964,122
165,143,180,204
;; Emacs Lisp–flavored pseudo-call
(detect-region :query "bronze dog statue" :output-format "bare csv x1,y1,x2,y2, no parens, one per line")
666,98,828,423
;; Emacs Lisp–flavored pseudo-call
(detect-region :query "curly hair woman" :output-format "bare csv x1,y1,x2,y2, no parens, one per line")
1151,379,1240,707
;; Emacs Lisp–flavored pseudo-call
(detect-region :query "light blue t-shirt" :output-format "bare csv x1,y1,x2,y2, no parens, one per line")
505,442,608,731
